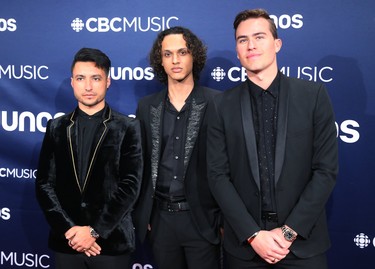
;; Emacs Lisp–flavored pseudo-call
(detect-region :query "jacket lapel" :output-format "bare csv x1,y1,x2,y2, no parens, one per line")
67,106,111,193
148,87,207,187
183,88,206,176
240,84,261,189
274,76,289,185
67,110,80,192
82,108,110,191
149,90,166,190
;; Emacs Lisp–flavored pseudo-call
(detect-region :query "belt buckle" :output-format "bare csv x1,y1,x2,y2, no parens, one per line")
262,211,278,222
268,212,277,221
167,202,179,212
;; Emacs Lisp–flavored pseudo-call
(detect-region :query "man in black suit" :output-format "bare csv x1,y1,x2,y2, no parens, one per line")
36,48,143,269
133,26,221,269
207,9,338,269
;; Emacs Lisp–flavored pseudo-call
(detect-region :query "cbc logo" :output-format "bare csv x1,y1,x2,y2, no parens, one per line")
210,66,333,83
211,67,226,82
71,18,84,32
354,233,375,249
0,18,17,32
71,16,178,33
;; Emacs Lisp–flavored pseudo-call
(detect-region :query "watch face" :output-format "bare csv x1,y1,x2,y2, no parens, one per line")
285,231,293,240
282,226,296,241
90,228,99,238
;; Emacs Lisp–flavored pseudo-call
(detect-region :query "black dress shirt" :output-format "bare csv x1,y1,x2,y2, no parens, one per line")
155,91,194,203
248,73,280,212
76,107,105,188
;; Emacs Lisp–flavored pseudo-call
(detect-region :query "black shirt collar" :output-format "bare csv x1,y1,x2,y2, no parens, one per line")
77,105,106,119
247,72,280,99
165,86,196,113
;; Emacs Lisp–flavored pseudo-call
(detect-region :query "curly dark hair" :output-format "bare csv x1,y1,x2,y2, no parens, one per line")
149,26,207,84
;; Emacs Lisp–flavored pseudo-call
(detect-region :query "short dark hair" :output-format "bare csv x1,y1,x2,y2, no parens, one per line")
233,9,278,39
149,26,207,84
71,48,111,76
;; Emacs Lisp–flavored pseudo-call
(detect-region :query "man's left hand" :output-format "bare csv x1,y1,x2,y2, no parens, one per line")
65,226,97,253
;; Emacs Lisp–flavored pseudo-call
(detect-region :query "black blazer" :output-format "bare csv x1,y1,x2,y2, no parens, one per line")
35,105,143,255
133,86,221,245
207,74,338,259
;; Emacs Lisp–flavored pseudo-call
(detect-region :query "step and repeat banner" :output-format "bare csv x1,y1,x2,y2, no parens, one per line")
1,0,374,268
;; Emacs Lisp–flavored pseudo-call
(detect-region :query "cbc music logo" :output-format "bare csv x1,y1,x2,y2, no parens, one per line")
353,233,375,249
0,65,49,80
0,251,50,268
0,168,37,179
71,18,84,32
211,67,226,82
70,16,179,33
210,66,334,83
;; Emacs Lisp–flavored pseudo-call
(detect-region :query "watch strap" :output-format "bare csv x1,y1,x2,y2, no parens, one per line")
247,231,259,244
89,226,99,239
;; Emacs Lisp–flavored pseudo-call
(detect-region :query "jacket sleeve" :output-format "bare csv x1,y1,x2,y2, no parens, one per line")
285,84,338,239
92,119,143,239
206,95,260,243
35,120,75,235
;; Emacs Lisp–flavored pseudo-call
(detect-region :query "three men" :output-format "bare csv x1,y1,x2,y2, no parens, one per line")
36,9,339,269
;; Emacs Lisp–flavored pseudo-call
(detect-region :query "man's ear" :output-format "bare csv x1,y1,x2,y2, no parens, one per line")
106,76,111,89
275,38,282,53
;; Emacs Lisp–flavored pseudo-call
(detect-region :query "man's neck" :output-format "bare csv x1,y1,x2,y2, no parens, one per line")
78,102,105,116
167,79,194,112
247,68,278,90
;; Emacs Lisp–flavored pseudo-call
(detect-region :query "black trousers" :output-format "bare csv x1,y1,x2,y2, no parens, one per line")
55,252,131,269
149,207,221,269
225,251,328,269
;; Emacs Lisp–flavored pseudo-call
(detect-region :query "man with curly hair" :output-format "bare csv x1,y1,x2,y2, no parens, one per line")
133,26,221,269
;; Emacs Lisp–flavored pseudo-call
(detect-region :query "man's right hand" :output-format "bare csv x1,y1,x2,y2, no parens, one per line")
84,242,101,257
65,226,101,255
249,229,290,264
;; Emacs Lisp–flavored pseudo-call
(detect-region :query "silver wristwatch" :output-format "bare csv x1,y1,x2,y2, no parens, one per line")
281,225,297,242
89,226,99,239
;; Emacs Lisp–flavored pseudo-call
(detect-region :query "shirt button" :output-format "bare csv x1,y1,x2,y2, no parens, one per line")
177,116,180,120
176,136,179,140
175,156,179,160
81,202,87,208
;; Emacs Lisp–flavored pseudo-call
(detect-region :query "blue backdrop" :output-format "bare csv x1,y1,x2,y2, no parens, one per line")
1,1,374,268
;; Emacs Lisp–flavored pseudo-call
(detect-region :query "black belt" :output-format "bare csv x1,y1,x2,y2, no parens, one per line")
261,211,278,222
155,199,190,212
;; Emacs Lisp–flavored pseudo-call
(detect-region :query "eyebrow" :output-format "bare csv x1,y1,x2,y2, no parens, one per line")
236,32,267,41
162,48,188,52
73,74,103,78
